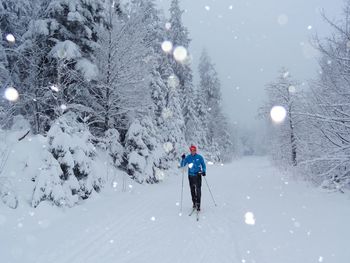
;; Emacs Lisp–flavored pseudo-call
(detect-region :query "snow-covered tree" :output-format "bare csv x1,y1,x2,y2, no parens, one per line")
31,152,71,208
91,1,151,136
167,0,190,49
124,116,165,183
46,112,104,201
261,69,301,167
197,49,233,161
0,0,33,36
167,0,198,145
299,2,350,190
0,0,38,130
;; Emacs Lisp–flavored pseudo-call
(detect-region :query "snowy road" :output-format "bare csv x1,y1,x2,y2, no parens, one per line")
1,156,350,263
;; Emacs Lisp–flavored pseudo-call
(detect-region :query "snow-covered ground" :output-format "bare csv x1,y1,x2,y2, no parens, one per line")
1,156,349,263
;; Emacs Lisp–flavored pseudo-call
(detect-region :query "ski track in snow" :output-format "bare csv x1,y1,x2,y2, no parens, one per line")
1,156,350,263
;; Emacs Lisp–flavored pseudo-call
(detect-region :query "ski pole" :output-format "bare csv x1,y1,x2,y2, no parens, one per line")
180,167,185,214
204,176,217,207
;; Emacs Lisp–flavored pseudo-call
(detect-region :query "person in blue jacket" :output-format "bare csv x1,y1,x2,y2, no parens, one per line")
180,145,206,211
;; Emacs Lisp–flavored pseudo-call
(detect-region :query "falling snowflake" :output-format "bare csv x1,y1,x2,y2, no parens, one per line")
229,5,233,10
161,41,173,53
6,33,15,43
51,85,59,92
4,87,19,102
112,181,118,188
270,106,287,123
318,256,324,262
173,46,188,62
244,212,256,225
60,104,67,111
307,25,313,30
205,6,210,11
150,216,156,221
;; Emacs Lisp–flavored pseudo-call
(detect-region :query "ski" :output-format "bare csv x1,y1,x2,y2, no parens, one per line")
188,208,196,216
196,210,199,221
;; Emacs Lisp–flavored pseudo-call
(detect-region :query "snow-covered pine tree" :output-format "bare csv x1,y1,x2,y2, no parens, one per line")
167,0,199,146
161,74,187,160
124,115,165,183
31,151,73,208
46,112,104,201
167,0,190,51
22,0,105,130
194,85,209,150
215,112,235,162
0,0,33,36
198,49,233,161
123,0,186,172
0,1,42,130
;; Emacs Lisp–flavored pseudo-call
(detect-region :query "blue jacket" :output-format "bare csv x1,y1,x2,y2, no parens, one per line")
180,154,206,176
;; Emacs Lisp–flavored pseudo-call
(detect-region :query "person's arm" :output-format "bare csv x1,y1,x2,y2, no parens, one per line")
180,155,188,167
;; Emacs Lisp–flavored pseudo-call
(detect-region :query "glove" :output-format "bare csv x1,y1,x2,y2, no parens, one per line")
202,172,206,176
181,154,186,159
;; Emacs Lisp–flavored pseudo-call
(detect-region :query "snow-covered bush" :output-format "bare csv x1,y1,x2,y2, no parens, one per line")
47,112,103,200
31,153,75,208
124,117,165,183
97,128,124,167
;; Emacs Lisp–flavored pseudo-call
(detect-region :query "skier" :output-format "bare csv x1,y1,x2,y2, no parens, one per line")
180,145,206,211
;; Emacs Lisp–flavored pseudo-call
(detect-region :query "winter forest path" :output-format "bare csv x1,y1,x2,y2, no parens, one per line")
1,157,349,263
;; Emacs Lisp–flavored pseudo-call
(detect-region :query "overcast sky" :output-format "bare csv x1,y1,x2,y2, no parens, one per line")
156,0,344,128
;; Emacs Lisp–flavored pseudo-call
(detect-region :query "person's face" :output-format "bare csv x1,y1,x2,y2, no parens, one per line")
190,149,196,156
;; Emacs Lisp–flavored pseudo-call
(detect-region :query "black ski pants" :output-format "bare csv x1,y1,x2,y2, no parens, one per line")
188,174,202,208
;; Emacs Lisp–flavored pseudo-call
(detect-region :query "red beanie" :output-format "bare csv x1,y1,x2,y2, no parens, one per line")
189,145,197,151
